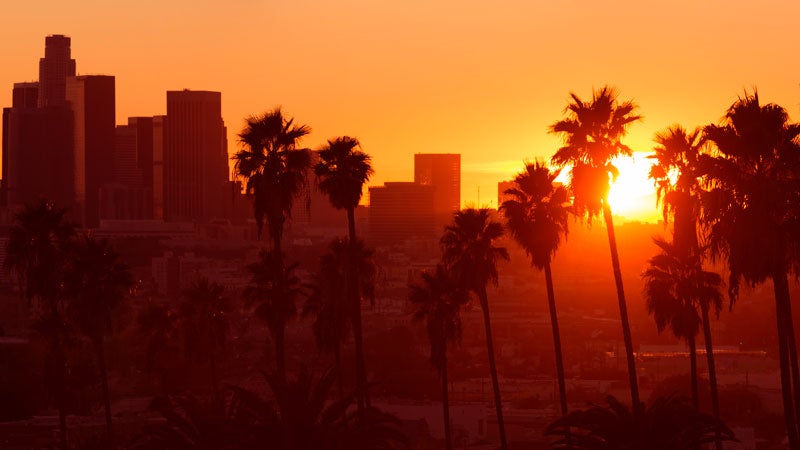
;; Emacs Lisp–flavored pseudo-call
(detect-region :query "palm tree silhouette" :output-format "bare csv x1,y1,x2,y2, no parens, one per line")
314,136,374,411
136,300,178,396
701,91,800,448
500,160,571,415
409,264,468,450
233,107,311,251
65,236,133,447
4,199,75,450
643,238,723,413
304,237,376,399
545,394,735,450
180,277,231,406
244,249,305,380
649,124,725,449
550,86,642,410
440,208,509,450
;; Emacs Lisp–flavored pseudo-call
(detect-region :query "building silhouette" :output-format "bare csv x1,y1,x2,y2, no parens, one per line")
164,90,228,222
413,153,460,228
368,182,435,244
66,75,116,228
497,180,515,210
38,34,76,108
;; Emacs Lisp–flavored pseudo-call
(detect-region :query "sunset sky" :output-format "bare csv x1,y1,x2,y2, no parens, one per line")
2,0,799,222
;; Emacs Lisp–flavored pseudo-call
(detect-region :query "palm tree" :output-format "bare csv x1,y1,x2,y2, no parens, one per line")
649,125,725,449
500,160,571,415
65,236,133,447
304,238,377,398
136,300,178,396
409,264,468,450
4,199,75,450
243,249,305,380
643,238,723,413
440,208,509,450
545,394,735,450
314,136,374,411
701,91,800,448
550,86,642,410
650,125,704,252
232,107,311,253
181,277,231,406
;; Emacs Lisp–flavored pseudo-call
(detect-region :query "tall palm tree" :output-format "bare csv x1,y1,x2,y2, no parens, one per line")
136,300,178,396
500,160,571,415
441,208,509,450
409,264,468,450
4,199,75,450
701,92,800,448
233,108,311,254
550,86,643,410
315,136,374,411
649,125,725,450
304,238,377,398
65,236,133,447
181,277,231,406
643,238,723,413
244,249,305,380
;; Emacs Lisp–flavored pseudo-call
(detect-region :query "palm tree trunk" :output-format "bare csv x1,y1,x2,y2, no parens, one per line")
779,275,800,438
210,346,220,408
700,302,723,450
442,353,453,450
601,201,640,412
54,340,68,450
94,338,114,448
688,334,699,411
334,343,344,398
478,288,507,450
347,206,370,411
544,261,568,416
275,325,286,381
773,272,800,450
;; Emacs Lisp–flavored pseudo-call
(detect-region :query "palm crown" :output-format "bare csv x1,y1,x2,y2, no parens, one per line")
550,86,641,218
315,136,374,211
700,92,800,295
233,108,311,242
501,160,570,270
440,208,508,295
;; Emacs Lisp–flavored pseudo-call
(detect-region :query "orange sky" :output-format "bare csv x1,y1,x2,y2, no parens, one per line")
2,1,799,222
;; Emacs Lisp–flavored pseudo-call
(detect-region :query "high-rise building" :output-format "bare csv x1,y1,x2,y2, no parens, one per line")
66,75,116,228
152,115,166,219
164,90,228,222
368,182,435,244
413,153,460,227
3,80,72,210
38,34,76,108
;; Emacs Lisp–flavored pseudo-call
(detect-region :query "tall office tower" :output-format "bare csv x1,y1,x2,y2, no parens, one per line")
413,153,460,227
4,81,73,210
66,75,115,228
101,117,157,220
368,182,435,245
152,115,166,219
164,90,228,222
38,35,76,108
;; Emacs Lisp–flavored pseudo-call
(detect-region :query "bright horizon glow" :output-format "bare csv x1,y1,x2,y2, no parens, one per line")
608,153,659,223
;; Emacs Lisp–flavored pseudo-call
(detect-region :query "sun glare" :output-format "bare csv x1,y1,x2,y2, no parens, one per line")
607,153,659,222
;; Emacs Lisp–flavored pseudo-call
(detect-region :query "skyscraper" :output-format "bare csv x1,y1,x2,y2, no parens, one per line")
38,34,76,108
368,182,435,244
66,75,116,227
164,90,228,222
413,153,461,227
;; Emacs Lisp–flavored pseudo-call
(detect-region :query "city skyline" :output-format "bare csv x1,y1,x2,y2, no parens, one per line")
2,1,799,221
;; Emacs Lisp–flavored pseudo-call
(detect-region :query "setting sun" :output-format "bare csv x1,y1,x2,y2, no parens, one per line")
607,153,659,222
